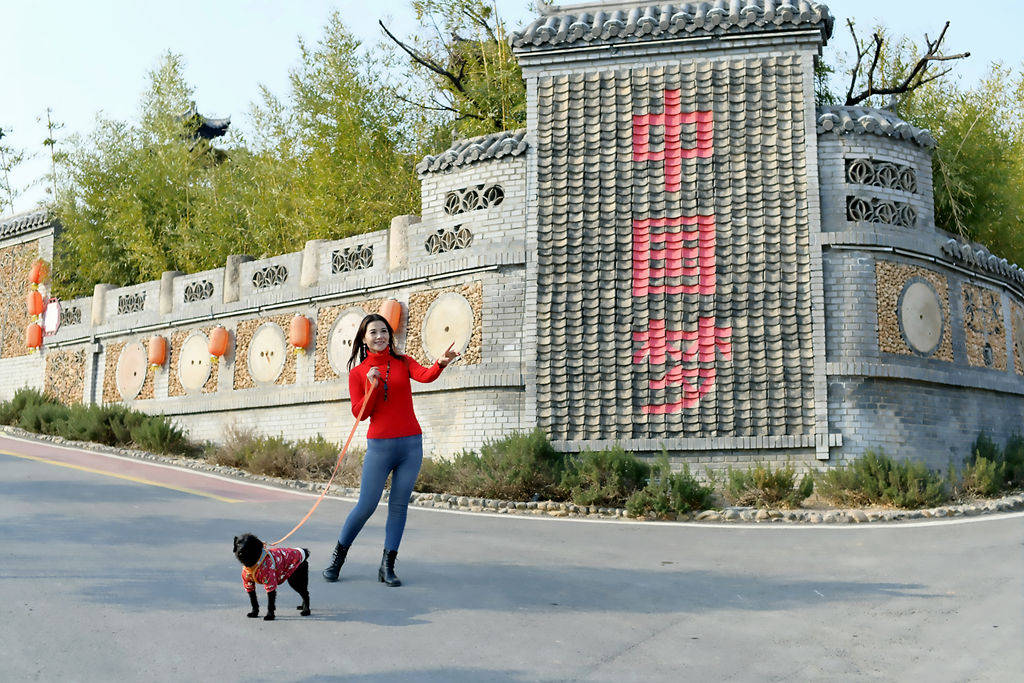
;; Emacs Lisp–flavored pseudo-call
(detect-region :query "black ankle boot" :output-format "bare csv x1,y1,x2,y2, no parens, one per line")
378,549,401,587
322,543,349,582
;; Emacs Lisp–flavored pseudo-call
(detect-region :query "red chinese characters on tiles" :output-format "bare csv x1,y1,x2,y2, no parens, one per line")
632,89,713,193
632,88,730,415
632,215,717,296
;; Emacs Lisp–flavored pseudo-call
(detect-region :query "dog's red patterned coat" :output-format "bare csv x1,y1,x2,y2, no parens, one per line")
242,547,305,593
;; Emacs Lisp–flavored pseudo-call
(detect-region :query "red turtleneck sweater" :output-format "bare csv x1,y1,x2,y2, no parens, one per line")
348,350,444,439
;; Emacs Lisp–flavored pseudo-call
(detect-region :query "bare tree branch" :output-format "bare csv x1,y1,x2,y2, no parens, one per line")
845,20,970,107
379,20,466,94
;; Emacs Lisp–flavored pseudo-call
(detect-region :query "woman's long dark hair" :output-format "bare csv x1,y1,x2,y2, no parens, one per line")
347,314,401,370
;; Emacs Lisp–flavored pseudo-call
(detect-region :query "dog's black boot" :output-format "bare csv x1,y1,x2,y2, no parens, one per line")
322,543,349,582
263,590,276,621
246,590,259,618
378,549,401,587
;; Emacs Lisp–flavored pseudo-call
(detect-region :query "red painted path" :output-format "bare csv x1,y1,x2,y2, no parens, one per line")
0,433,311,503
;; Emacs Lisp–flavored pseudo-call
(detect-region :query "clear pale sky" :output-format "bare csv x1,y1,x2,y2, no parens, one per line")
3,0,1021,216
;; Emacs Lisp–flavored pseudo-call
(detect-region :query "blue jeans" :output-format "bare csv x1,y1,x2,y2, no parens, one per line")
338,434,423,551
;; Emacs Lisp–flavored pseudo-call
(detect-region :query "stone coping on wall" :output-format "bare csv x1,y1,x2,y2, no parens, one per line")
825,363,1024,397
139,363,525,416
46,248,527,348
820,231,1024,300
553,433,843,452
4,425,1020,525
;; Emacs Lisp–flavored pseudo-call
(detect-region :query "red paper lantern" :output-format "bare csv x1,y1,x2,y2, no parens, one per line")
26,290,44,317
288,315,311,353
28,260,48,288
208,326,230,361
379,299,403,334
148,335,167,368
26,323,43,351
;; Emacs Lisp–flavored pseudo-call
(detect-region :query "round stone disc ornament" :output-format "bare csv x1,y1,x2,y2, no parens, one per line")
421,292,473,361
248,323,287,384
178,333,212,393
898,279,943,356
328,309,367,376
116,342,147,401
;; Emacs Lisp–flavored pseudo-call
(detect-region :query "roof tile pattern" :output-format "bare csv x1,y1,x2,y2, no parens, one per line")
417,129,528,175
0,209,54,241
535,56,815,441
817,105,937,148
511,1,833,51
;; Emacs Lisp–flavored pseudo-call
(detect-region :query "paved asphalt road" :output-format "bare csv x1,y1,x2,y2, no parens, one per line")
1,433,1022,682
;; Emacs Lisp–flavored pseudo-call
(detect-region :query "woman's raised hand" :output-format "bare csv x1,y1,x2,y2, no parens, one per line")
366,366,382,384
439,342,461,368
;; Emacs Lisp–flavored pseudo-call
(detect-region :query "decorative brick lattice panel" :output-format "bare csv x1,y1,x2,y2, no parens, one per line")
405,282,483,367
331,245,373,274
101,341,155,403
117,292,146,315
168,328,220,397
962,283,1007,371
62,306,82,326
845,158,917,193
425,227,473,255
846,196,917,228
535,57,815,440
0,241,38,359
184,280,214,303
44,349,86,404
252,264,288,290
314,299,383,382
875,261,953,361
443,184,505,215
1011,302,1024,376
233,315,297,390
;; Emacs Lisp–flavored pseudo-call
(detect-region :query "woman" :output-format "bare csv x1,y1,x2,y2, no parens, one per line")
322,313,458,586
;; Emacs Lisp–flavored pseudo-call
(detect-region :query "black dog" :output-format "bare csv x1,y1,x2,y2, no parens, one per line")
232,533,311,620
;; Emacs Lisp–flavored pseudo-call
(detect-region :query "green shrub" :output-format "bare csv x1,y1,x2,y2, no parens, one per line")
561,446,650,507
0,387,59,425
244,435,302,479
816,450,949,509
104,405,147,445
1002,433,1024,487
56,405,116,444
416,456,459,494
427,430,566,500
724,462,813,509
209,426,256,469
625,453,714,519
971,432,1002,464
129,417,192,455
956,456,1005,498
295,435,363,485
18,402,71,434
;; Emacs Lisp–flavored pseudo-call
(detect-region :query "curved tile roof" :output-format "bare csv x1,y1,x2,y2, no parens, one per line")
510,1,833,52
417,129,529,175
0,209,55,241
816,105,937,149
941,238,1024,287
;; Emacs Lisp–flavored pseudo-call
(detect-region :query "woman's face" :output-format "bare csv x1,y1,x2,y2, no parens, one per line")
363,320,390,353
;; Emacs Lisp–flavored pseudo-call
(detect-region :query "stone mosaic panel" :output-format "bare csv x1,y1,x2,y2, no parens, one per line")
962,283,1006,371
406,283,483,367
1011,302,1024,376
314,298,383,382
168,328,219,397
102,340,155,403
535,57,814,441
0,240,38,359
875,261,952,361
233,315,297,390
44,349,85,404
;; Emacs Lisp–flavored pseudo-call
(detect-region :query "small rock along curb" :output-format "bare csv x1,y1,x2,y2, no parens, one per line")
4,424,1023,524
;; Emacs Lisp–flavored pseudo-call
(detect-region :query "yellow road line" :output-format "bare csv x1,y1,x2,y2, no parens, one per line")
0,449,242,503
